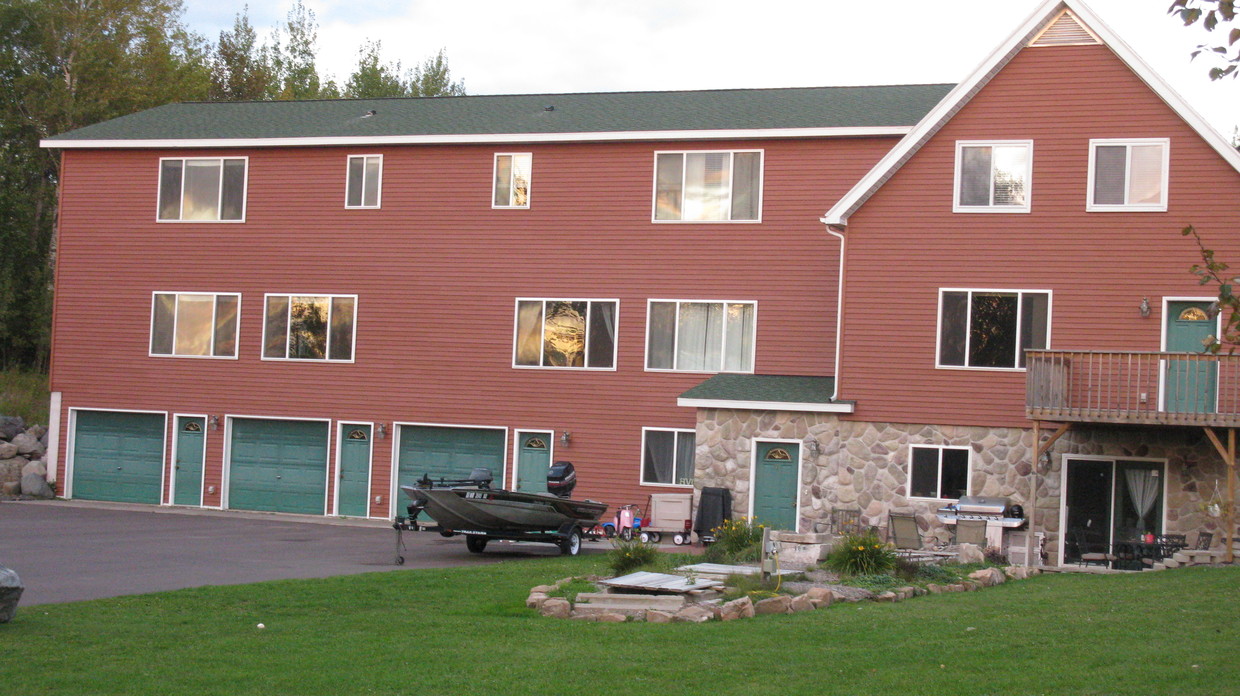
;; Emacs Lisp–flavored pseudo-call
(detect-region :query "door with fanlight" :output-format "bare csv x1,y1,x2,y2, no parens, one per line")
1164,301,1217,413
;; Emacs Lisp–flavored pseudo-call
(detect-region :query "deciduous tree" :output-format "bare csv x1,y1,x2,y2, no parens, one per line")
1169,0,1240,79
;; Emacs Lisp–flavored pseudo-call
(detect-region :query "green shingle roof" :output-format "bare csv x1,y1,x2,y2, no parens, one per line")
679,374,840,405
44,84,953,143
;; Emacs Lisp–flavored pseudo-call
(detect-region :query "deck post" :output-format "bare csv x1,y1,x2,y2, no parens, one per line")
1202,427,1236,564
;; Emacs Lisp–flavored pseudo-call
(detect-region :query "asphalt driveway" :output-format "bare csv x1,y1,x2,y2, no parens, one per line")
0,500,597,605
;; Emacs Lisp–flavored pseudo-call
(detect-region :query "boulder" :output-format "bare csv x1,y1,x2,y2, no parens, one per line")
0,442,17,460
22,460,46,478
0,566,22,623
925,583,945,594
539,598,571,619
646,610,674,624
530,585,558,594
26,425,46,440
956,543,985,564
790,594,816,613
595,612,628,623
719,596,755,621
804,587,834,605
525,592,549,610
674,605,714,623
10,433,43,457
754,595,792,615
969,568,1006,587
0,416,25,441
1,481,19,496
876,591,899,602
21,473,53,498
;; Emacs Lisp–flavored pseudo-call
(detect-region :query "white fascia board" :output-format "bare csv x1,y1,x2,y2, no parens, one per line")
676,397,855,414
40,126,911,150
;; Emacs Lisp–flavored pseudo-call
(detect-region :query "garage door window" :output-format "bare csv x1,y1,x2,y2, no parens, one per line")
263,294,357,361
150,292,240,358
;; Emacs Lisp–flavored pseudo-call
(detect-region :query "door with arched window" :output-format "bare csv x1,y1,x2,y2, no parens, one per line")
752,441,799,531
1164,301,1217,413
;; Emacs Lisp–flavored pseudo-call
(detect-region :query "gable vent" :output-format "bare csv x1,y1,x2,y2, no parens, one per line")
1028,9,1101,47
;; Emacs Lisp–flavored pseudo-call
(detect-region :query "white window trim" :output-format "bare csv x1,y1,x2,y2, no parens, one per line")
644,299,758,374
492,153,532,209
511,298,620,371
344,154,383,209
639,427,696,488
650,149,764,223
155,156,249,223
148,291,242,360
260,293,359,363
934,288,1053,372
1086,138,1170,212
952,140,1033,214
906,444,972,502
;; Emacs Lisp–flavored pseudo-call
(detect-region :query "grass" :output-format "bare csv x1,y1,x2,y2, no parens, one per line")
1,560,1238,695
0,370,49,425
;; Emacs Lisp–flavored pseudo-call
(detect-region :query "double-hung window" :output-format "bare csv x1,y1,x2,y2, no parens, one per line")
263,294,357,362
514,299,617,369
150,292,240,358
641,428,696,486
1087,138,1169,211
158,157,247,221
938,289,1049,369
493,153,531,208
909,445,969,500
646,300,755,372
653,150,762,221
346,155,382,208
954,141,1032,213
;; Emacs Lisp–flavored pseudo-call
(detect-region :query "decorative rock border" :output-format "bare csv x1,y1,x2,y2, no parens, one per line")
529,566,1041,622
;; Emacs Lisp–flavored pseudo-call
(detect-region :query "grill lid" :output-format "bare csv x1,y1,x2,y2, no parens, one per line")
955,496,1010,515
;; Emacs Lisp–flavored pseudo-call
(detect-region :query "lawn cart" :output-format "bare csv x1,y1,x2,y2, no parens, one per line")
637,492,694,545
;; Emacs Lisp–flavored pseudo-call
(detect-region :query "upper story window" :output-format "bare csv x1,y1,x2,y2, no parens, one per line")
150,292,239,358
514,299,617,369
1087,138,1169,212
346,155,382,209
493,153,531,208
909,445,970,500
938,289,1049,370
954,141,1032,213
654,151,762,222
158,157,247,222
641,428,696,487
262,294,356,362
646,300,755,373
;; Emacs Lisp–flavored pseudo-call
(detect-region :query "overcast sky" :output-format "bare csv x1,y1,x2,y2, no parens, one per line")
181,0,1238,138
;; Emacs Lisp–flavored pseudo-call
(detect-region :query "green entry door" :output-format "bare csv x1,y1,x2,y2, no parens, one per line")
1165,301,1217,413
337,425,372,517
515,431,552,493
173,416,205,506
228,418,329,515
752,441,800,532
72,410,165,504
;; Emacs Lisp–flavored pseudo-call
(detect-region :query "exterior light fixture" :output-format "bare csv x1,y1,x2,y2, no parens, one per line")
1139,297,1151,318
209,415,219,431
560,431,571,446
376,423,387,439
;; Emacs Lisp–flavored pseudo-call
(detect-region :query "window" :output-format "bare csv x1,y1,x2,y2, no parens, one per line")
262,294,357,361
909,445,970,500
653,150,762,221
954,141,1032,212
646,300,755,372
158,157,247,221
938,289,1049,369
642,428,696,486
346,155,382,208
150,292,240,358
493,153,531,208
513,299,617,369
1087,139,1168,211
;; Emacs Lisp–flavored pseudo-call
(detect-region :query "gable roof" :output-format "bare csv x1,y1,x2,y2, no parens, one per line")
40,84,954,149
821,0,1240,227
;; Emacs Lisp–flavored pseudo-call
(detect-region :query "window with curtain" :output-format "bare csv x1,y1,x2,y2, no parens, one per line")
345,154,382,208
158,158,247,221
1088,139,1168,211
938,289,1049,369
954,141,1032,212
646,300,755,372
642,428,696,486
150,292,240,358
513,299,617,369
653,151,762,221
909,445,970,499
263,294,357,361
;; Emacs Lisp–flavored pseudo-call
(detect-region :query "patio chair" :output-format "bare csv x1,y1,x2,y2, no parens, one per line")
953,519,988,547
1068,529,1115,568
887,514,926,556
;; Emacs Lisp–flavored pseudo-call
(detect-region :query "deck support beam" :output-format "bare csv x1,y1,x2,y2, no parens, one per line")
1028,421,1071,566
1202,427,1236,564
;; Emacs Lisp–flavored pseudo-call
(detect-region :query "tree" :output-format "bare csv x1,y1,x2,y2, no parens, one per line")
343,40,408,99
1169,0,1240,79
410,48,465,97
270,0,331,100
209,7,276,101
1183,225,1240,350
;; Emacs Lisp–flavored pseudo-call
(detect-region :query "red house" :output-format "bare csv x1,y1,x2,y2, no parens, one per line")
41,0,1240,564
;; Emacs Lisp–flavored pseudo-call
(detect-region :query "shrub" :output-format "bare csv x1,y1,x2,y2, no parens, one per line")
824,532,897,576
713,517,765,555
849,574,901,593
606,538,660,575
913,563,959,584
719,573,787,602
984,548,1009,566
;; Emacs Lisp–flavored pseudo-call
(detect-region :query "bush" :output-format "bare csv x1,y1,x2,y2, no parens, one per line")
824,532,897,576
606,538,660,575
913,563,959,584
713,517,765,555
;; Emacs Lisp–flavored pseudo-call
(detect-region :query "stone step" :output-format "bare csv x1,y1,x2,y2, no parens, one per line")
1151,562,1167,571
1161,557,1180,569
574,592,685,614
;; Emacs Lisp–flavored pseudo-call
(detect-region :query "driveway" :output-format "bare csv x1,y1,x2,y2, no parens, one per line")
0,500,597,605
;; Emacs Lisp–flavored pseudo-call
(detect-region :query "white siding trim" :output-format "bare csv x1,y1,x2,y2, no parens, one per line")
47,391,61,483
676,397,854,413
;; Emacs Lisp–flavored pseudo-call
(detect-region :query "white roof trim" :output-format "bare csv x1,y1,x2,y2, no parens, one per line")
822,0,1240,227
676,397,855,414
40,125,912,150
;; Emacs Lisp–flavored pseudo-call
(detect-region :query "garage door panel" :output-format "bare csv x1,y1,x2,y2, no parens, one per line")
229,419,328,515
72,411,165,504
397,426,504,488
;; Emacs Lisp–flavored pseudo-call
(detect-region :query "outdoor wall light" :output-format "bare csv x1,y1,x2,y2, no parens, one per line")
560,431,572,446
376,423,387,439
1139,297,1151,318
209,415,219,431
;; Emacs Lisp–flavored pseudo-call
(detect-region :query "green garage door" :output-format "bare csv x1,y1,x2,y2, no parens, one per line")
229,418,329,515
397,425,505,491
72,411,166,503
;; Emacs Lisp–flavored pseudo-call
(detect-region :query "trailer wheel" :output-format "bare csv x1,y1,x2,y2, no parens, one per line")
673,533,687,545
650,532,662,543
396,555,405,565
465,536,488,554
639,531,651,543
560,528,582,556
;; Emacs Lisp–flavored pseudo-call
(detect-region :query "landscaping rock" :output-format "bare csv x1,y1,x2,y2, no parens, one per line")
646,610,674,624
877,591,898,602
719,597,755,621
674,605,714,623
26,425,46,441
530,585,557,594
2,481,20,496
0,416,24,441
10,433,43,457
596,612,627,623
926,583,944,594
754,595,792,615
956,543,985,564
539,598,571,619
0,441,17,460
805,587,834,608
0,457,26,483
525,592,548,610
21,473,53,498
829,586,875,603
0,566,22,623
22,460,46,478
969,568,1005,586
790,594,816,612
896,586,916,600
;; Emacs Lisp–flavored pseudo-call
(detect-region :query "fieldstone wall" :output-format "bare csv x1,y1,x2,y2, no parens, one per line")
0,415,53,498
694,408,1230,563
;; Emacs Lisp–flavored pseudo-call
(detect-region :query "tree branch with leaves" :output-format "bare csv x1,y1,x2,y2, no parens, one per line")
1183,225,1240,351
1169,0,1240,79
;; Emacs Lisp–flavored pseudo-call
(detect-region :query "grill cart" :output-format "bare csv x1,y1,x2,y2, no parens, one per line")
637,492,695,545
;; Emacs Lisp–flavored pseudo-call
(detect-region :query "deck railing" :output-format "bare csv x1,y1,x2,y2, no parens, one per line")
1026,350,1240,427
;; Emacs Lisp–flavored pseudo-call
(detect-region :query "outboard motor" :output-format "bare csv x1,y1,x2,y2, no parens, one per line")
468,467,493,489
546,460,577,498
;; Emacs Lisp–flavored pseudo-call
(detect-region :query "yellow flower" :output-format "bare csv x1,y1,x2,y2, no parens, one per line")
857,546,865,551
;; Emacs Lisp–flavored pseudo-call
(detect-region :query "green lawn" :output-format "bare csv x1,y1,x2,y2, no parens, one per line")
2,560,1237,695
0,370,49,425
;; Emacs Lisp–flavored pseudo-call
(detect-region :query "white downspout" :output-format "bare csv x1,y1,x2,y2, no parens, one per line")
825,226,846,402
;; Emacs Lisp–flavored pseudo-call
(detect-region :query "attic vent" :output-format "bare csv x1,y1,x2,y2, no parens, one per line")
1028,9,1101,47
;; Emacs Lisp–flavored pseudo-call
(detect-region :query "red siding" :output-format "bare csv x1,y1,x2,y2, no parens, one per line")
50,136,893,514
839,44,1240,428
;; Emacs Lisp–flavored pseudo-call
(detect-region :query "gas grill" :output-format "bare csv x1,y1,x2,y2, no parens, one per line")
936,496,1027,549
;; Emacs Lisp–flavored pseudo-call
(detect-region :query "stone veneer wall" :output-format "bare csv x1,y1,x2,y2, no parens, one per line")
694,408,1229,562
